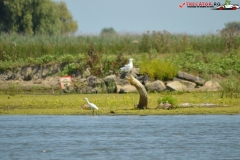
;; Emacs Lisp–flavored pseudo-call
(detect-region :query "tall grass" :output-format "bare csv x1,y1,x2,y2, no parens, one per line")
0,31,240,78
0,33,141,61
1,31,239,61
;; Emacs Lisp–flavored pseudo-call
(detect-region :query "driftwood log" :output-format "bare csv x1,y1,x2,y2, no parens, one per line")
178,103,228,107
126,75,148,109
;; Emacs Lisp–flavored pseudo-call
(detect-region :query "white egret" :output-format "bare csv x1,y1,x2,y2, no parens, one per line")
83,98,99,115
120,58,133,72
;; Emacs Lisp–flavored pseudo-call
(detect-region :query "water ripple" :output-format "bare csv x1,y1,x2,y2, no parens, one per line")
0,115,240,160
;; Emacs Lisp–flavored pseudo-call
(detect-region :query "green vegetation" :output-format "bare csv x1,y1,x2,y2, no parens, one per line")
0,21,240,115
0,92,239,115
169,50,240,77
100,27,117,36
157,95,178,107
139,56,178,80
220,77,240,98
0,0,78,35
1,28,240,96
1,30,240,77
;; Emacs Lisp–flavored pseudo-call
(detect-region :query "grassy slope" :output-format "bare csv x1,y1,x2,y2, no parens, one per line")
0,92,239,115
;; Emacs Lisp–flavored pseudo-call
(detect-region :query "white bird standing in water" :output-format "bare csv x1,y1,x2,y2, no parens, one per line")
120,58,133,72
83,98,99,115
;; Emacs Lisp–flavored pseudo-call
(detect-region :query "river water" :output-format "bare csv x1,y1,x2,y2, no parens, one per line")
0,115,239,160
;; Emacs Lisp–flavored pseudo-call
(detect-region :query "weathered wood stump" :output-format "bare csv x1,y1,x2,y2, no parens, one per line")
126,75,148,109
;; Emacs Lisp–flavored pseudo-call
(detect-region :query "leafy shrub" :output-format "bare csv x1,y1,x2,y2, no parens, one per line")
60,63,79,76
157,96,178,106
59,54,75,63
170,50,240,77
101,55,114,74
139,56,178,81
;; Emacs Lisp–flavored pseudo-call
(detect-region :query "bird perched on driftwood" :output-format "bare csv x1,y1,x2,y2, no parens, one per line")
83,98,99,115
120,58,133,73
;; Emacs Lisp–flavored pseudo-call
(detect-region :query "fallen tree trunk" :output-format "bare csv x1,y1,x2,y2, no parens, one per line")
126,75,148,109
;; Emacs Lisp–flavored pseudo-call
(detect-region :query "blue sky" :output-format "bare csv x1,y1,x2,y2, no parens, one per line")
54,0,240,35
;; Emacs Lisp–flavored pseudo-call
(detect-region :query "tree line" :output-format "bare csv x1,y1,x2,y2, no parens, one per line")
0,0,239,37
0,0,78,35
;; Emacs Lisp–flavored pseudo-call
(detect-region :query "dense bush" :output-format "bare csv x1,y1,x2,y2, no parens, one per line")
139,56,178,81
157,96,178,106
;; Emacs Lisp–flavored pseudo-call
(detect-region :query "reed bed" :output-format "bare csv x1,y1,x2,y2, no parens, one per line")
1,32,240,78
1,32,239,62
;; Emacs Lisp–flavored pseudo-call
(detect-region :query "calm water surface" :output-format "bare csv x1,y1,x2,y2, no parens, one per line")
0,115,240,160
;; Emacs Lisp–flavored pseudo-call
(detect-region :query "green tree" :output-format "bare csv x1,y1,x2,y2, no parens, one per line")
56,2,78,35
221,21,240,33
0,0,78,35
100,27,117,36
220,21,240,52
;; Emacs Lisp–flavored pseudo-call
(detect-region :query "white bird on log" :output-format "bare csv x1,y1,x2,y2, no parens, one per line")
120,58,133,72
83,98,99,115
